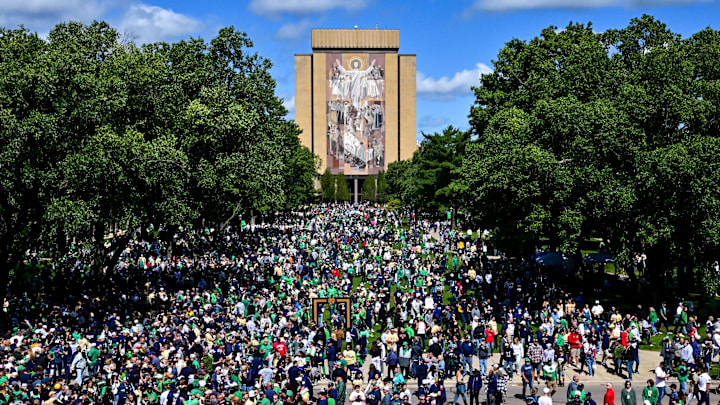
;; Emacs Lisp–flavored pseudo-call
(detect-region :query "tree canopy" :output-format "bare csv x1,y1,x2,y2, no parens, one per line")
0,21,317,294
458,15,720,284
386,126,470,213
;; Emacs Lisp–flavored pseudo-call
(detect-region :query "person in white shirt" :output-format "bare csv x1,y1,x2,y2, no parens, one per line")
592,301,604,319
349,384,367,405
538,387,553,405
696,369,711,405
655,363,668,405
680,340,695,364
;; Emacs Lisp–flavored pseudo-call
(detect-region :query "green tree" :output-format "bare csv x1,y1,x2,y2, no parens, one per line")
461,16,720,285
376,171,388,203
402,126,470,212
385,160,412,201
336,173,351,202
363,175,376,202
321,169,336,202
0,22,318,302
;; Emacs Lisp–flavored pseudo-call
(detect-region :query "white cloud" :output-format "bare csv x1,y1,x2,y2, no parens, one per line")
118,4,203,43
419,115,449,128
283,95,295,119
416,63,493,101
465,0,708,13
0,1,205,43
249,0,367,16
0,0,107,35
276,18,314,40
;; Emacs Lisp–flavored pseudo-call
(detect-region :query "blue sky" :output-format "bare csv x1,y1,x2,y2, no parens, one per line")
2,0,719,142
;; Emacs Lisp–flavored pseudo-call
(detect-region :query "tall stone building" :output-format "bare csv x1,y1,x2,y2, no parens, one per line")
295,29,417,202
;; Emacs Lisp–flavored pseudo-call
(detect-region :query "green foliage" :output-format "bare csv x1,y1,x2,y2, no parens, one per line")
386,198,403,212
0,22,317,288
284,145,319,209
335,173,350,202
461,15,720,281
321,169,336,202
363,175,376,202
385,126,470,212
385,160,412,200
376,171,388,203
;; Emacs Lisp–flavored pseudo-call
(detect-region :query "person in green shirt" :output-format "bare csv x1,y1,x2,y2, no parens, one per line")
87,344,100,374
642,379,659,405
620,380,637,405
258,391,271,405
571,384,587,403
648,307,659,335
677,361,689,393
336,377,346,405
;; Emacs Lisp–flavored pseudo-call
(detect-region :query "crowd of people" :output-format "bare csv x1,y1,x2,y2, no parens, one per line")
1,204,718,405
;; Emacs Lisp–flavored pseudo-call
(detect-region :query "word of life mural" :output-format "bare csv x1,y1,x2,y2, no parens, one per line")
326,53,385,175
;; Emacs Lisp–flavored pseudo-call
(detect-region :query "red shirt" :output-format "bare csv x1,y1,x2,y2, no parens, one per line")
604,388,615,405
485,329,495,343
621,331,628,348
568,332,581,348
273,341,288,356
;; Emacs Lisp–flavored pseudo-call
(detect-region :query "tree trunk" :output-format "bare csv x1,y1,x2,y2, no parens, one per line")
625,260,639,284
0,249,22,328
645,244,669,293
102,234,132,274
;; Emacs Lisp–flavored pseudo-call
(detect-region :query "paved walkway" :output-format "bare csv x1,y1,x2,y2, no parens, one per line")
388,230,692,402
318,349,692,405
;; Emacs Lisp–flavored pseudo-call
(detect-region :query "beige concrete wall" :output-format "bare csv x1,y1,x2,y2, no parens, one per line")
399,54,417,161
384,54,399,165
312,53,327,171
294,55,312,153
312,29,399,50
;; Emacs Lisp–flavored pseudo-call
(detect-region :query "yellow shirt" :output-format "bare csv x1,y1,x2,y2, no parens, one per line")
488,320,498,335
343,349,357,365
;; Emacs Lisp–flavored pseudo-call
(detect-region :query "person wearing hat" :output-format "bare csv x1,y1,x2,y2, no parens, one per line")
521,357,535,399
604,383,615,405
318,388,329,405
246,390,257,405
538,387,552,405
367,381,382,405
486,369,498,405
572,384,588,404
418,379,431,400
677,360,689,394
570,392,584,405
380,385,392,405
468,370,482,405
584,392,597,405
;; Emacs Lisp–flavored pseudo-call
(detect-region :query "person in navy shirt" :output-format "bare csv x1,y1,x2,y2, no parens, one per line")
584,392,597,405
468,370,483,405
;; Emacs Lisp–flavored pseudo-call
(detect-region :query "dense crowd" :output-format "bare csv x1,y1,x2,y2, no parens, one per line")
1,204,717,405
